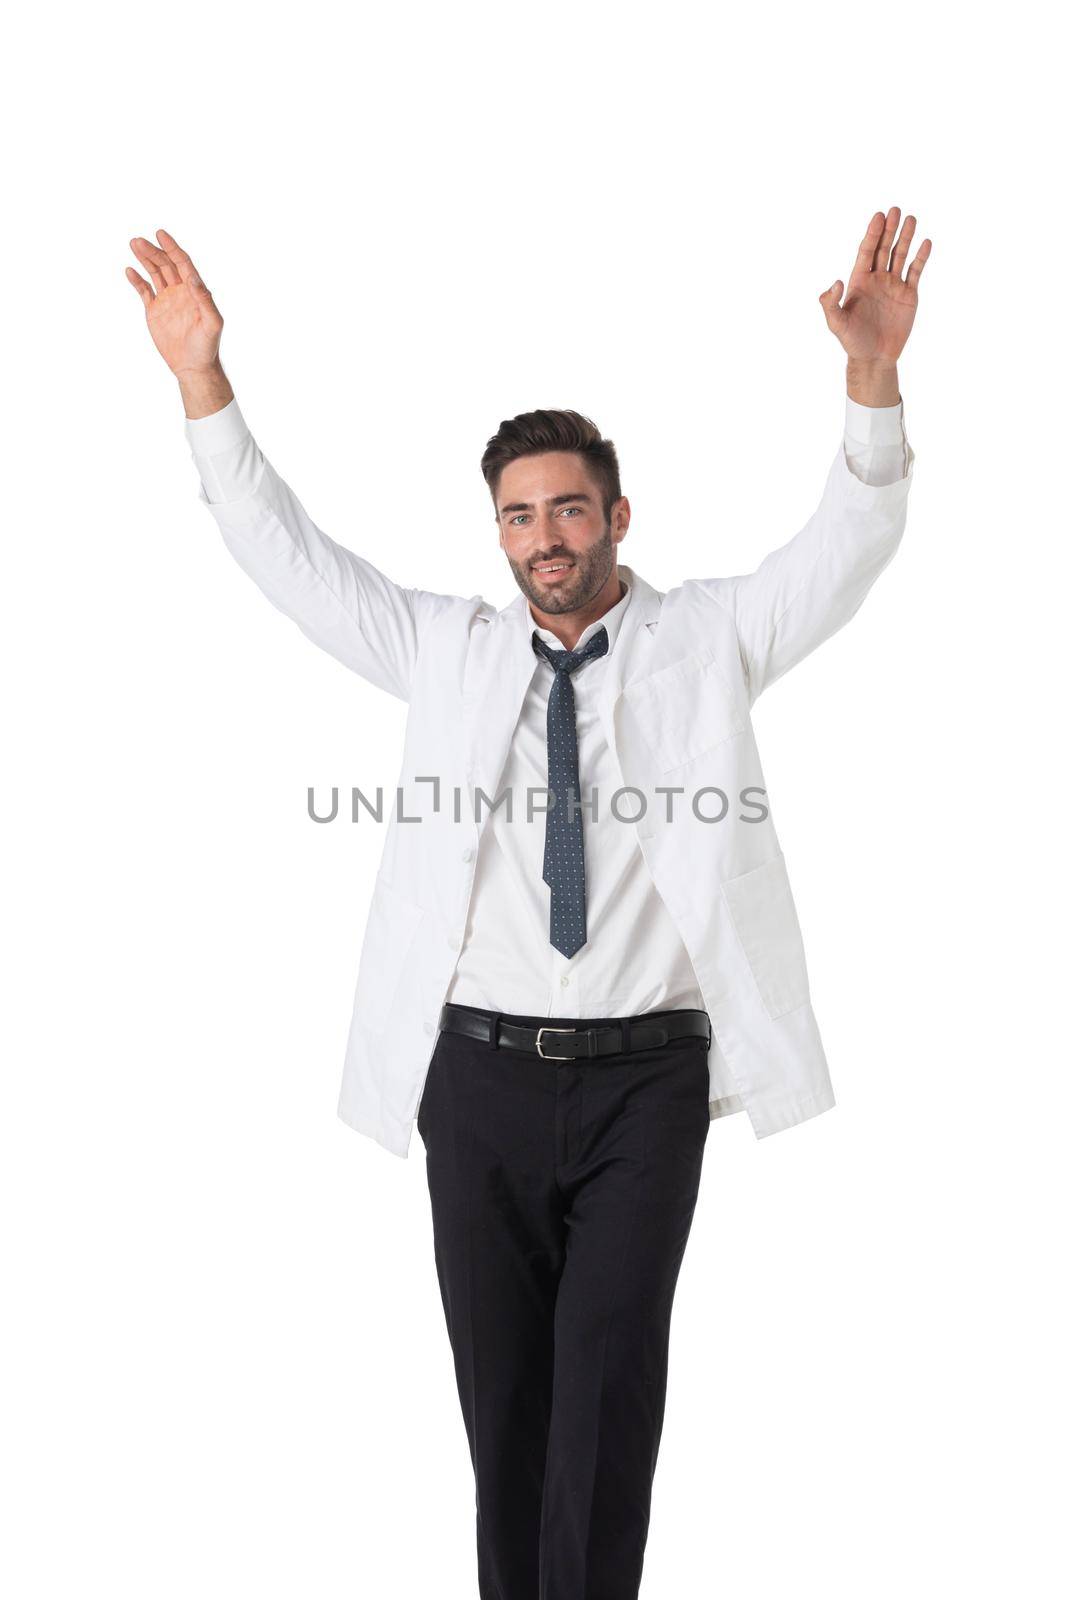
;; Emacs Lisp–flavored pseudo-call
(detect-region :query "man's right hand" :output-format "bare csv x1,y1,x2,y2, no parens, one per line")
126,230,234,418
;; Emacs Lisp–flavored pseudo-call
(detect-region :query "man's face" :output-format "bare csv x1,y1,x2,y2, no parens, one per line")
496,451,628,615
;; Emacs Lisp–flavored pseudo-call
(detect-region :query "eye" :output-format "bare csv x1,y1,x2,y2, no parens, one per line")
560,506,582,517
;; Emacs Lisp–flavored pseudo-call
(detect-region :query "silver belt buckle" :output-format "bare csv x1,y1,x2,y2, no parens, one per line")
535,1025,577,1060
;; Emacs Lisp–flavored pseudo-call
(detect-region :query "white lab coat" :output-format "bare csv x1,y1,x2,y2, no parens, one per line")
196,428,914,1157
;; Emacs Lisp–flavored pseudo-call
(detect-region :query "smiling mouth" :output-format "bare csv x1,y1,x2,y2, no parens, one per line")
532,561,575,575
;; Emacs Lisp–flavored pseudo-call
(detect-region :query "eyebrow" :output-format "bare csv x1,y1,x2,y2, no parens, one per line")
499,492,593,516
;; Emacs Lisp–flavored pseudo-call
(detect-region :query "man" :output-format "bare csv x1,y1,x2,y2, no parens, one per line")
127,207,929,1599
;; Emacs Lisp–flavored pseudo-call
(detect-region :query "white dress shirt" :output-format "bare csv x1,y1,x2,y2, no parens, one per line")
186,392,910,1022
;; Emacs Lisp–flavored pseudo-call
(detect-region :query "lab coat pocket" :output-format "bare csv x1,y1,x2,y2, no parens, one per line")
352,873,426,1034
623,649,744,773
721,853,811,1020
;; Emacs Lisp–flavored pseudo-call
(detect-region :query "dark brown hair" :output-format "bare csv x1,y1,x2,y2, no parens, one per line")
481,409,622,526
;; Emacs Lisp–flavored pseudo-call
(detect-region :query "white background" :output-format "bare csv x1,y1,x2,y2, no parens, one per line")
3,2,1064,1596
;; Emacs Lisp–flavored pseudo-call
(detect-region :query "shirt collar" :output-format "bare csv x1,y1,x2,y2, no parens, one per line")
527,577,632,656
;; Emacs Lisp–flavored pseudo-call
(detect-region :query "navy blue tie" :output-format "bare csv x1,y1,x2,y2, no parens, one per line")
531,625,610,957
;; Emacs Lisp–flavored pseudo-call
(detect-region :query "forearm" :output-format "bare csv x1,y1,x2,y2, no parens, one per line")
694,394,915,700
178,360,235,420
182,395,458,700
844,392,911,487
185,389,262,503
846,357,900,407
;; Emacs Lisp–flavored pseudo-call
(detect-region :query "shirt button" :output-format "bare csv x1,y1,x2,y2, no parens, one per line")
560,975,570,988
461,846,475,862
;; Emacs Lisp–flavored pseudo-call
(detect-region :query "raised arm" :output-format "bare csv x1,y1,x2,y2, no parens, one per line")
126,228,464,702
695,208,931,703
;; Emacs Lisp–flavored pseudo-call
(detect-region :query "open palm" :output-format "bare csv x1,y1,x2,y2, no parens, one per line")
820,208,932,364
125,230,222,375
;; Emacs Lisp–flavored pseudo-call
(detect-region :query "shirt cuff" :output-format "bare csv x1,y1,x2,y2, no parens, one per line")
844,392,905,445
184,395,251,455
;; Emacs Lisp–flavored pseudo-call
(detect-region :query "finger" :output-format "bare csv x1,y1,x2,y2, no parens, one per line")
874,206,902,273
903,237,932,288
156,228,201,287
131,236,180,288
130,238,167,292
125,265,155,307
130,237,172,291
853,213,885,275
888,214,917,277
155,229,220,320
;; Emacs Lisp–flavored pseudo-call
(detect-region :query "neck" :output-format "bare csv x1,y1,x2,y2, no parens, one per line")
529,570,627,651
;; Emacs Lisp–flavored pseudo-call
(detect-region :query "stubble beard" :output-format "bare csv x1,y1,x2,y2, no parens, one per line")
508,526,617,616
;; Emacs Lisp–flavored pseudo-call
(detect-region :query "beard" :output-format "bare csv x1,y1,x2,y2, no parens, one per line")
506,526,617,616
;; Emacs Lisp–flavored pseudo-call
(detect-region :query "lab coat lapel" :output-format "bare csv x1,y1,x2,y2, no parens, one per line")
460,563,664,829
592,562,662,734
460,592,537,823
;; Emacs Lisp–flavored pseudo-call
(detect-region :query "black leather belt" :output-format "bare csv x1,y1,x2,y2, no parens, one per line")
437,1002,711,1061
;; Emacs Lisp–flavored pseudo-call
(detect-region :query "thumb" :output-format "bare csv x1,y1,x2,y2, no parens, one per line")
187,269,222,324
819,280,845,334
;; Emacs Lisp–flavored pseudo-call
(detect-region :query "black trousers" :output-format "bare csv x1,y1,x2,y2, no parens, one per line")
417,1004,712,1600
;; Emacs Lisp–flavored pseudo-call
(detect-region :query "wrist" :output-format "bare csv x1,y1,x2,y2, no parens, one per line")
846,357,900,407
177,361,234,420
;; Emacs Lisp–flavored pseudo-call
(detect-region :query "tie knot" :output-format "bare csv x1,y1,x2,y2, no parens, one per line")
532,625,609,675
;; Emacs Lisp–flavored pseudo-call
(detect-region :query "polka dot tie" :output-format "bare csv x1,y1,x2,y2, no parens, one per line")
531,625,610,957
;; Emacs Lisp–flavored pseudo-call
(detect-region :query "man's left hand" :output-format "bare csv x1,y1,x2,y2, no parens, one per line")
820,207,932,368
